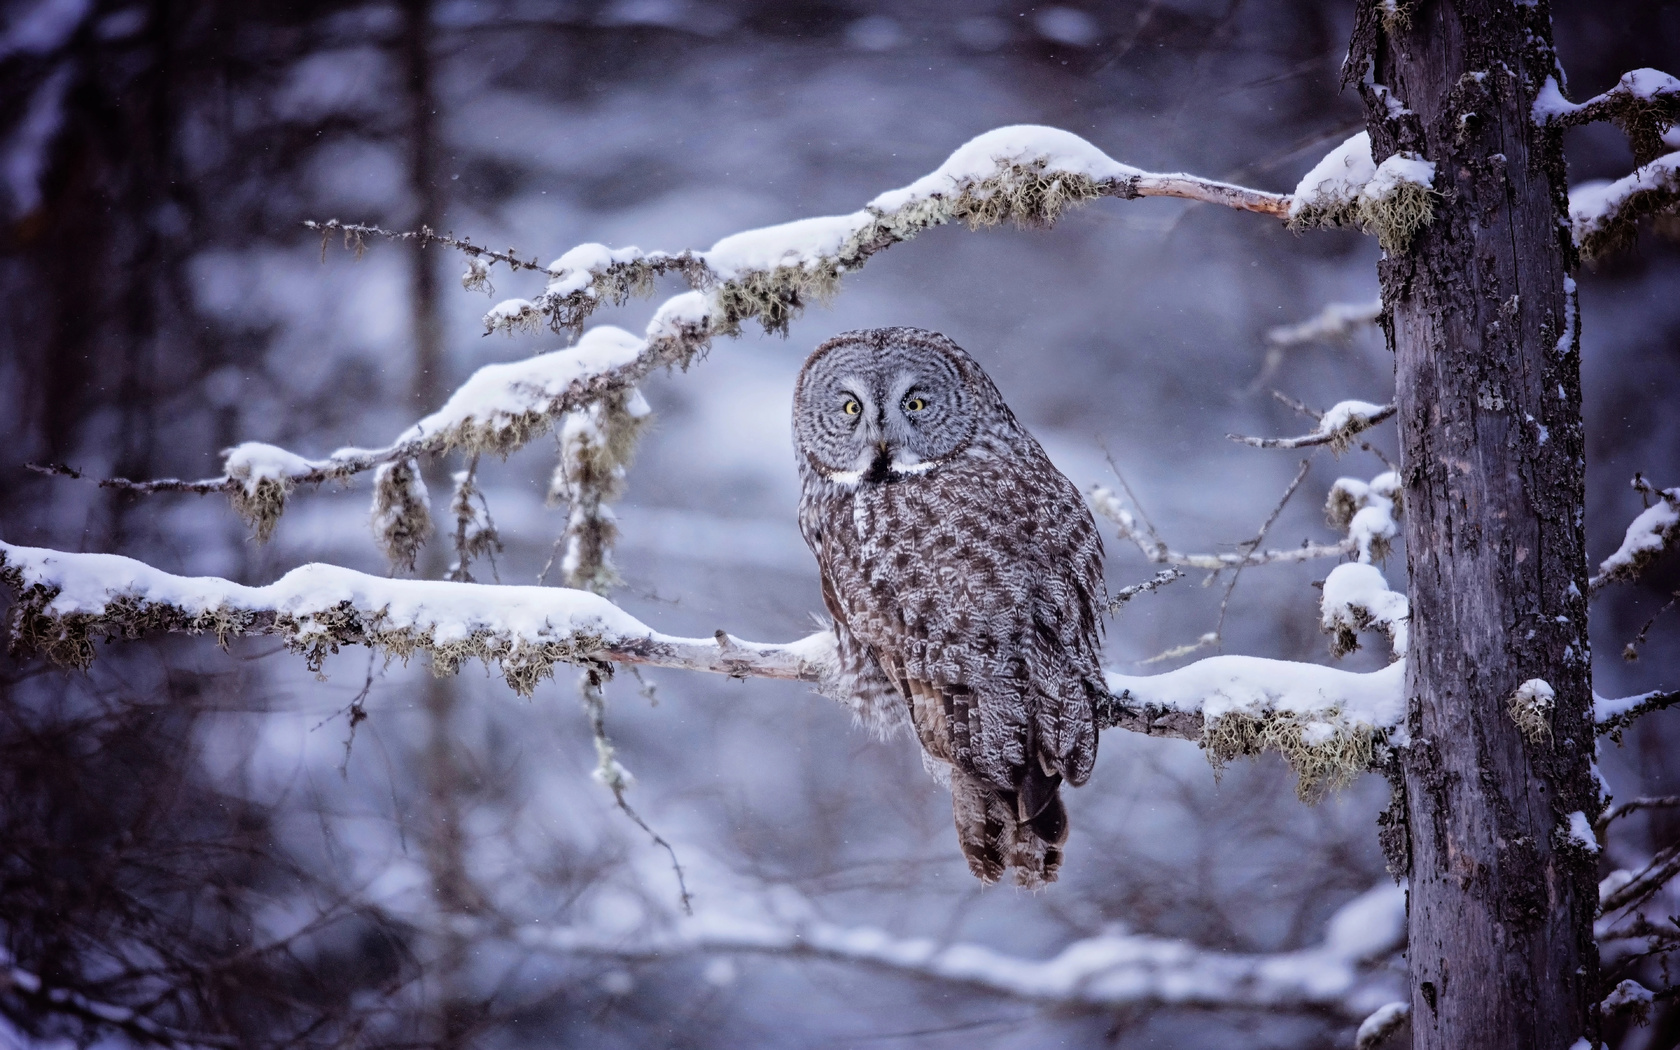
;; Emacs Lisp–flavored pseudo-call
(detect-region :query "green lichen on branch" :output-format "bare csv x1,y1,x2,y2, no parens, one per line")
710,162,1105,336
1358,170,1437,254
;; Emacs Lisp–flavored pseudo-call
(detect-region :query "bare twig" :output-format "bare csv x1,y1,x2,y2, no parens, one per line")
1212,458,1314,641
1596,796,1680,835
1624,591,1680,661
27,460,233,495
1601,841,1680,914
1091,486,1356,570
305,220,555,274
580,668,692,915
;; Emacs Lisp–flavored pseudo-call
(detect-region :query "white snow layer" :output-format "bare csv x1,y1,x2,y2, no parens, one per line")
868,124,1142,212
223,442,314,489
1290,132,1376,220
1108,657,1406,736
1363,152,1436,200
1601,979,1655,1014
1355,1001,1410,1049
1570,153,1680,250
1321,563,1410,657
398,325,645,446
1597,488,1680,579
1533,68,1680,122
0,539,649,645
1330,471,1401,564
1565,810,1599,854
1318,400,1389,438
540,125,1144,291
1594,688,1675,727
1289,132,1434,225
513,880,1405,1013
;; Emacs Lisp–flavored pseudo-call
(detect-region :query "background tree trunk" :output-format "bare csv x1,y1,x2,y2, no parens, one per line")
1355,2,1601,1046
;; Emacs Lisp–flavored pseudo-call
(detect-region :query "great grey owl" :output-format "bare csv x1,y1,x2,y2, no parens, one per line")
793,327,1107,887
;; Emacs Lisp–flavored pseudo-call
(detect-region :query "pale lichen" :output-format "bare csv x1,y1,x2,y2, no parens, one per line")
371,458,432,572
1509,678,1556,746
1205,710,1378,801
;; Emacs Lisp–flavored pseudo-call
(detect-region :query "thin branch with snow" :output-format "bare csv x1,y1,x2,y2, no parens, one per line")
1534,69,1680,163
1569,150,1680,260
482,881,1406,1021
1596,689,1680,739
1265,300,1384,349
1228,401,1396,453
1596,796,1680,835
1590,480,1680,592
1089,485,1356,571
327,127,1291,340
29,301,713,544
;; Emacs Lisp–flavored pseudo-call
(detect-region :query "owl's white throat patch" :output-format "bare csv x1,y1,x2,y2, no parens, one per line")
889,457,941,475
822,456,945,486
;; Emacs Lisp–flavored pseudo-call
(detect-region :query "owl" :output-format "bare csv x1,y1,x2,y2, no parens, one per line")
793,327,1107,887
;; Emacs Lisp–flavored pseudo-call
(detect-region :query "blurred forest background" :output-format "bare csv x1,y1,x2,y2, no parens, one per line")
1,0,1677,1047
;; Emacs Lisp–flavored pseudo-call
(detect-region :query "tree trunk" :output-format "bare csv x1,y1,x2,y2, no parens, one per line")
1353,2,1600,1046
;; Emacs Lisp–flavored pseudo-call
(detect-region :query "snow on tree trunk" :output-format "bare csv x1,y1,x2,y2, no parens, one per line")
1352,2,1599,1046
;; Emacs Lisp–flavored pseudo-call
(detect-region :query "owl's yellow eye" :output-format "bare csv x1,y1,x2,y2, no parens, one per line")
842,398,861,416
903,396,928,412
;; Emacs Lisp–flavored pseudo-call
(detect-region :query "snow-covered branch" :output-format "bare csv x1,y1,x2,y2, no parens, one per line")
0,541,831,695
31,301,711,544
1,542,1415,775
1569,151,1680,260
1596,689,1680,739
1590,480,1680,592
1287,132,1437,252
1535,69,1680,163
326,127,1289,340
488,881,1405,1021
1265,299,1383,349
1228,401,1396,453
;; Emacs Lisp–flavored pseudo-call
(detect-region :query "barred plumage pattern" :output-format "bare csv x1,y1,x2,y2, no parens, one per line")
793,328,1106,887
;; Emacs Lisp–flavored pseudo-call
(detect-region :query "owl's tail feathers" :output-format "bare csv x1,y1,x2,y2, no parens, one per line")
950,768,1064,888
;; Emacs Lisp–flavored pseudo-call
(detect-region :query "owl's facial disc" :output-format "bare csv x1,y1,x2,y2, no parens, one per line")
794,332,981,486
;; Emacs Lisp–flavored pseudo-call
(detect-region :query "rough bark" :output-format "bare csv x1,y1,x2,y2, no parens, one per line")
1352,2,1599,1046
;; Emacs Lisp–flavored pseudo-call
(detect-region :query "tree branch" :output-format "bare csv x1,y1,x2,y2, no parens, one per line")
1534,69,1680,164
1228,401,1396,452
1569,151,1680,261
1090,485,1357,569
26,299,713,541
1589,481,1680,592
310,127,1291,342
1,947,237,1048
1596,689,1680,738
480,882,1405,1021
1,542,1410,764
